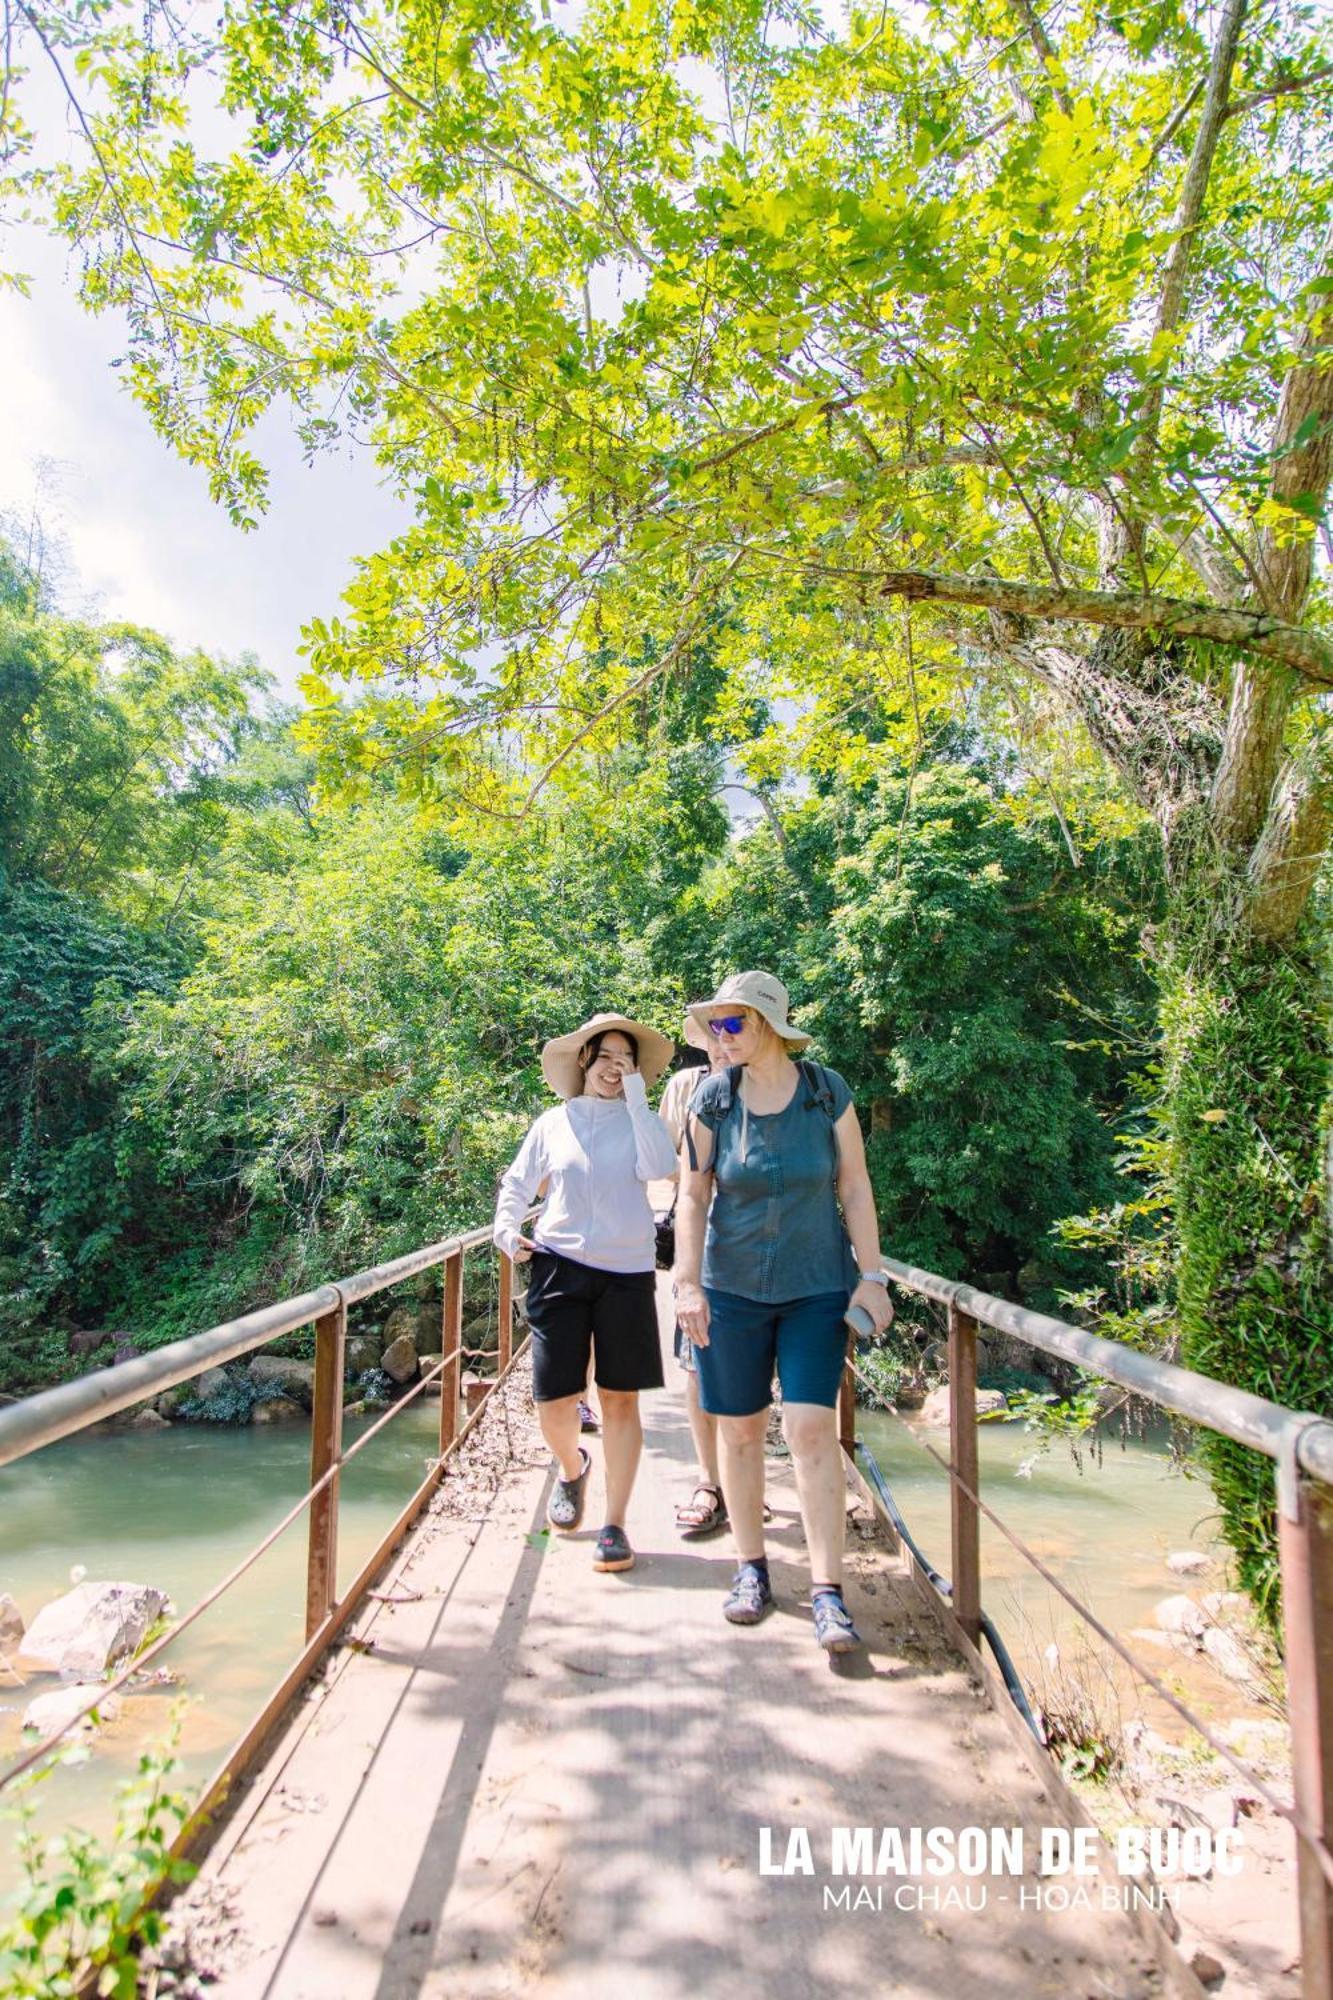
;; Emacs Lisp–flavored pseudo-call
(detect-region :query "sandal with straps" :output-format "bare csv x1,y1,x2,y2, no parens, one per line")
676,1483,728,1538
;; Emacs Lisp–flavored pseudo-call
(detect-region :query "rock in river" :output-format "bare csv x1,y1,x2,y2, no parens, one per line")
0,1592,24,1657
23,1684,123,1738
918,1385,1009,1427
381,1333,419,1384
249,1355,316,1407
251,1394,306,1424
20,1581,168,1677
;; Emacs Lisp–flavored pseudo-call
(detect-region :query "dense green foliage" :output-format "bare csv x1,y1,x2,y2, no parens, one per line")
696,761,1159,1288
1162,906,1331,1613
0,536,1158,1388
3,0,1330,1608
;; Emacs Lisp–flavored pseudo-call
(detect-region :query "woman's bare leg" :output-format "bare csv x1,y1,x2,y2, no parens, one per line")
717,1410,768,1561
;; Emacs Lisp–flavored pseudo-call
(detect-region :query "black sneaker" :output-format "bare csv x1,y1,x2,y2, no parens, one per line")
593,1524,635,1572
546,1447,591,1533
723,1563,772,1625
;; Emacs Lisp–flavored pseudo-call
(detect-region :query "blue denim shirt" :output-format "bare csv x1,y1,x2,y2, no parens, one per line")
693,1063,857,1304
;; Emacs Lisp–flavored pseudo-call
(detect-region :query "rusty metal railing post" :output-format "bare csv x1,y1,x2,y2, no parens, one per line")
947,1301,981,1648
1278,1457,1333,2000
305,1297,346,1641
440,1249,463,1454
497,1249,513,1372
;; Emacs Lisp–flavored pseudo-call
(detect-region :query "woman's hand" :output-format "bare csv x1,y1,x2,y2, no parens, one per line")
511,1233,540,1265
849,1279,895,1335
673,1277,711,1349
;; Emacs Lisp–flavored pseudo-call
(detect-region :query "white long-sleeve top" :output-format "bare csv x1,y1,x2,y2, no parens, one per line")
493,1072,678,1273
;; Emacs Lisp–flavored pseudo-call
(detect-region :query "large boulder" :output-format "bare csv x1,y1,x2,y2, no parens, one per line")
381,1304,425,1349
462,1311,496,1354
67,1330,112,1361
22,1684,122,1737
381,1333,419,1385
418,1352,443,1396
0,1593,24,1657
20,1582,168,1677
1154,1594,1206,1643
249,1355,316,1407
918,1385,1009,1427
194,1365,233,1402
251,1395,306,1425
345,1333,382,1377
126,1408,170,1432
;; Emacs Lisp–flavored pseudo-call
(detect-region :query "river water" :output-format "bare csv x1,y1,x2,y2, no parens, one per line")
1,1399,1261,1898
0,1402,443,1895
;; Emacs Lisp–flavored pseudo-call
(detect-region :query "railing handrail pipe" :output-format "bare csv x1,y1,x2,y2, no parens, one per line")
883,1257,1333,1483
0,1224,498,1471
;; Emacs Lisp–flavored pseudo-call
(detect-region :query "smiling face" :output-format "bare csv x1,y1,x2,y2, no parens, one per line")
580,1029,637,1098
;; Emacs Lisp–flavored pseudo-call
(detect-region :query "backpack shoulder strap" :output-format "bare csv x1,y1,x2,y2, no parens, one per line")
683,1065,743,1171
798,1058,838,1122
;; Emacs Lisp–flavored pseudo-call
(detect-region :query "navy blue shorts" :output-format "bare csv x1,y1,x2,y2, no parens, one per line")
695,1287,850,1416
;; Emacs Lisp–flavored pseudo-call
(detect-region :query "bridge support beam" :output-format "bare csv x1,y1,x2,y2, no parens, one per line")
1280,1465,1333,2000
947,1302,981,1648
305,1298,346,1641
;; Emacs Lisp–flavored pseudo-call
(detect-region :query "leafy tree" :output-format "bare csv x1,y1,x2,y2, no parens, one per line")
697,759,1158,1289
5,0,1331,1600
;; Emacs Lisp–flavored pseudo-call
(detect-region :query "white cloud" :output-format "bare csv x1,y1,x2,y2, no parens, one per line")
0,226,407,693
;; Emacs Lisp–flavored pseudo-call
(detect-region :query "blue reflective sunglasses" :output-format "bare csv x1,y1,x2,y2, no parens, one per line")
708,1015,747,1036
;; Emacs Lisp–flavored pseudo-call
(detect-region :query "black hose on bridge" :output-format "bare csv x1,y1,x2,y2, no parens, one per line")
854,1438,1046,1747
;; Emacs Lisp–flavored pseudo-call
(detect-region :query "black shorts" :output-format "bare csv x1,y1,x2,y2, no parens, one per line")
525,1249,665,1403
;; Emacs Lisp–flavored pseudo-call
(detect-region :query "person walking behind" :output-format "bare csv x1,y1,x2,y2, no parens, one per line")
672,972,894,1651
495,1014,677,1573
657,1013,730,1539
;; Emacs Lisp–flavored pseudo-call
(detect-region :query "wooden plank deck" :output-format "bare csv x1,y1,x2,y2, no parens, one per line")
173,1281,1181,1999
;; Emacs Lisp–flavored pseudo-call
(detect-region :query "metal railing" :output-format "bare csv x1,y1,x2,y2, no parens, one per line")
4,1232,1331,1992
857,1257,1333,2000
0,1224,521,1817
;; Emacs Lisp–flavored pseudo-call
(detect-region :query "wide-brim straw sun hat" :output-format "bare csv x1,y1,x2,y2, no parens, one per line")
683,1007,711,1052
541,1012,676,1100
687,971,812,1050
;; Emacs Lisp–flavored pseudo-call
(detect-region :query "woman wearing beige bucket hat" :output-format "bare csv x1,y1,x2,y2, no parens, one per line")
672,971,894,1651
494,1013,677,1573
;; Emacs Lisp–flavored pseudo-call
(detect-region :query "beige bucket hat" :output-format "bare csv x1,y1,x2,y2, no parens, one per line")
541,1012,675,1100
687,971,812,1050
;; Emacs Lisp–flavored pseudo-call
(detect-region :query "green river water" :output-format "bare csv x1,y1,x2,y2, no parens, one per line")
1,1399,1252,1899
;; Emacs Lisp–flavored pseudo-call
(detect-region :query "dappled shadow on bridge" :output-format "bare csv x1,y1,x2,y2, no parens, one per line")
199,1372,1167,2000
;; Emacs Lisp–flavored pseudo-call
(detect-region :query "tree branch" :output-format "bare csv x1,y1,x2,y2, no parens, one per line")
1009,0,1071,115
1224,61,1333,121
840,564,1333,682
1104,0,1247,579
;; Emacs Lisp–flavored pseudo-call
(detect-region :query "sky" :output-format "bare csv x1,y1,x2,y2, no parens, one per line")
0,223,407,698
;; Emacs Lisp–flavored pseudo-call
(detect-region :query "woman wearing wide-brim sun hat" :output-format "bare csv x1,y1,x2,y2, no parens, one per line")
671,971,895,1652
494,1012,678,1574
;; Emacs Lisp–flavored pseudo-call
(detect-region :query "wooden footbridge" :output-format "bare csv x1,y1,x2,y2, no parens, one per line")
2,1229,1331,1999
